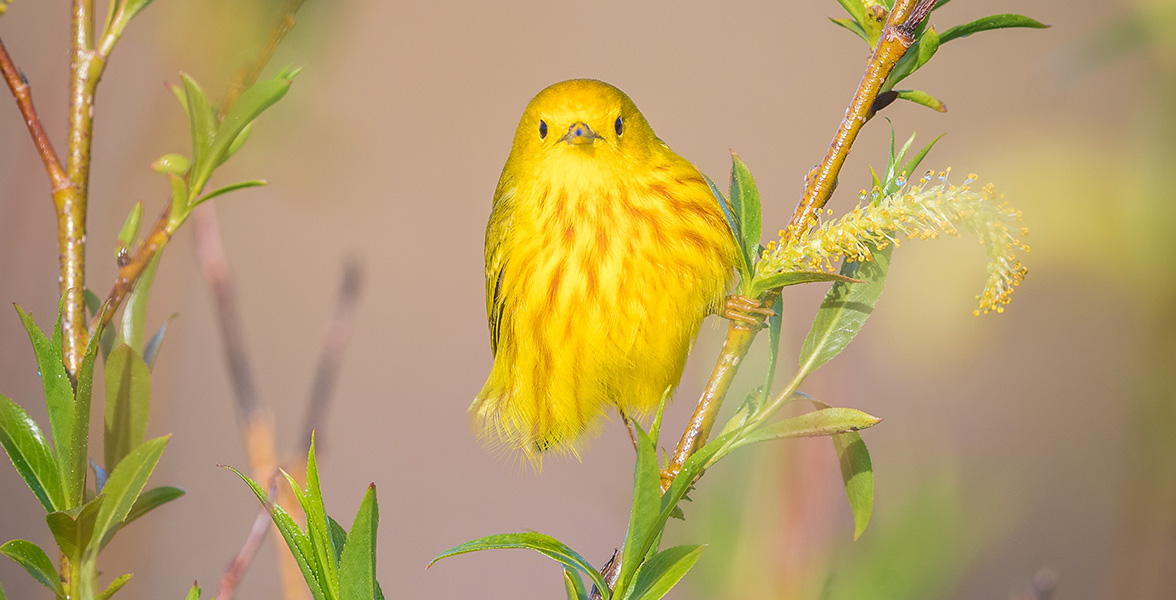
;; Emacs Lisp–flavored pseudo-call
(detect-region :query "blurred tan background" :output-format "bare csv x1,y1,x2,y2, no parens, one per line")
0,0,1168,598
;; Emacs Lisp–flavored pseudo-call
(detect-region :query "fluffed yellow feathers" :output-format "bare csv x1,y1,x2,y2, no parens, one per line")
472,79,737,460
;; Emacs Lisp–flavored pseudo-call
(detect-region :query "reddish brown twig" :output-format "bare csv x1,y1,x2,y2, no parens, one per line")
0,37,69,191
215,502,274,600
300,258,365,451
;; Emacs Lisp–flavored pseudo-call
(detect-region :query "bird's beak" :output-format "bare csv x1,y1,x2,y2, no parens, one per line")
558,122,599,146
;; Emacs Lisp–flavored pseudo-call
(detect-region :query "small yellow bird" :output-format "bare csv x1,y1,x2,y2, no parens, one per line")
472,79,738,459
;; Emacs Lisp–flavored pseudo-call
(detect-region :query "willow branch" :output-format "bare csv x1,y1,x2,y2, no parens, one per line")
781,0,938,245
300,258,365,452
0,37,70,192
215,503,273,600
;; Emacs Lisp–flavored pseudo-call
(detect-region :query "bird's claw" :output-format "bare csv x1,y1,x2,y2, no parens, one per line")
722,295,774,330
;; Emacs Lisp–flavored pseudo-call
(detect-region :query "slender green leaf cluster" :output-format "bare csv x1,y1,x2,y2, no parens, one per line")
227,437,383,600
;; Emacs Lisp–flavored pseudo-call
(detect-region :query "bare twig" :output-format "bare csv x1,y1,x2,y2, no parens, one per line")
215,502,274,600
0,37,70,191
300,258,365,452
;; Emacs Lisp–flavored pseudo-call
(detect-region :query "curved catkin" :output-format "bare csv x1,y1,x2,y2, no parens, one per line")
758,170,1028,314
473,79,739,463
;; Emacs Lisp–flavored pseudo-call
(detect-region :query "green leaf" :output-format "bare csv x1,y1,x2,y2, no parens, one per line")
104,345,152,472
0,539,62,595
729,153,761,283
167,173,190,224
70,328,104,505
563,568,588,600
628,545,704,600
83,292,115,361
46,495,104,558
124,486,185,526
894,90,947,112
829,16,868,42
939,14,1049,44
184,582,201,600
227,465,326,600
749,270,863,299
734,408,882,448
14,304,74,483
95,573,133,600
883,26,940,92
0,576,7,600
225,121,254,161
835,431,874,539
761,293,784,407
616,422,662,597
194,179,267,207
704,174,740,261
181,74,217,186
121,254,161,354
798,243,893,377
142,314,177,371
912,27,940,73
430,533,607,596
193,71,296,188
327,516,348,566
300,436,341,598
91,435,170,553
892,134,943,194
116,202,144,251
0,394,64,511
150,154,190,176
339,484,379,600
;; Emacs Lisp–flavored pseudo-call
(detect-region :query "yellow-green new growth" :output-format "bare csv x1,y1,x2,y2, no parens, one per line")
759,170,1028,314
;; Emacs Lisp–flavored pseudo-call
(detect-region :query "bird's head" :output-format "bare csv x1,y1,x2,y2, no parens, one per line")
508,79,660,168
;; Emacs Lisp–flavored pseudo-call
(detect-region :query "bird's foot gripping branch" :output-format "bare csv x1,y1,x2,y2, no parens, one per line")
433,0,1041,599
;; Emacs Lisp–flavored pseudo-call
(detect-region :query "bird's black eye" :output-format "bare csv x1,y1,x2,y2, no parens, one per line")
615,116,624,137
539,120,548,139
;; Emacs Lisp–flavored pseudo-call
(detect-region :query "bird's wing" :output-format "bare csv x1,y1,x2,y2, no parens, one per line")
485,185,514,355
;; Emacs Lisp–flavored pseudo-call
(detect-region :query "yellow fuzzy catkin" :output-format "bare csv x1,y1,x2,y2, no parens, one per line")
759,171,1028,314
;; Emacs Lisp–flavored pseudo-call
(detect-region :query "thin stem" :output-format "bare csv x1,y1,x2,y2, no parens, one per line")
0,37,70,191
660,320,759,491
60,0,101,377
300,258,365,451
781,0,936,245
216,503,274,600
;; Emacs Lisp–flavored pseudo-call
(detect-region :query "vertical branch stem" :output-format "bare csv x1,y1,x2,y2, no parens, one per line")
781,0,933,244
59,0,103,377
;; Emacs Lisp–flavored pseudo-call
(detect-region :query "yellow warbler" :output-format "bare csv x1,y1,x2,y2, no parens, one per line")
472,79,737,459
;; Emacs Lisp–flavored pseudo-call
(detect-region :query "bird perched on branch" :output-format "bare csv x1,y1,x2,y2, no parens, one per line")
472,79,737,460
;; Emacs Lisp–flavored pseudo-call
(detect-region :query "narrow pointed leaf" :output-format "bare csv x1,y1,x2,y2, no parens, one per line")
46,495,104,558
226,465,326,600
121,255,161,354
327,516,348,566
143,314,178,371
829,17,869,42
104,345,151,472
0,394,64,511
0,539,62,594
912,27,940,73
750,270,863,298
939,14,1048,44
124,486,185,526
302,437,340,598
69,322,105,506
430,533,607,595
197,73,295,186
762,294,784,406
184,582,201,600
628,545,704,600
807,398,874,539
734,408,881,448
617,422,661,596
91,435,170,553
704,173,740,253
798,243,893,377
95,573,133,600
564,569,588,600
181,74,217,184
14,304,73,478
167,173,190,222
895,90,947,112
194,180,267,207
729,153,761,279
339,484,379,600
